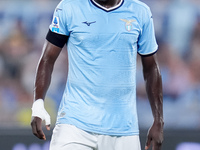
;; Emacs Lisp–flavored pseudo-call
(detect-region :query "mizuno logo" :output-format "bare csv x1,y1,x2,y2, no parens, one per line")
82,21,96,26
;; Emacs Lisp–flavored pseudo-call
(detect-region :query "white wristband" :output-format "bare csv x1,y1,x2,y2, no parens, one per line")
31,99,51,125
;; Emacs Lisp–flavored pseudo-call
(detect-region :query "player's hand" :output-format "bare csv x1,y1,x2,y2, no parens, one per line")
31,99,51,140
145,121,164,150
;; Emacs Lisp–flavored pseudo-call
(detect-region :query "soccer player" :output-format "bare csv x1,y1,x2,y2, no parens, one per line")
31,0,164,150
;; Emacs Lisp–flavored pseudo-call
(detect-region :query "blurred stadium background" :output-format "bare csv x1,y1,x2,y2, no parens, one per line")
0,0,199,149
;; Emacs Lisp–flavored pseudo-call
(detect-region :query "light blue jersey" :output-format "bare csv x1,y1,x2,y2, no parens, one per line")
49,0,158,136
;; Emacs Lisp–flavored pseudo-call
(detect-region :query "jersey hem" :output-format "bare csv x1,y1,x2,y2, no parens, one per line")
56,121,139,136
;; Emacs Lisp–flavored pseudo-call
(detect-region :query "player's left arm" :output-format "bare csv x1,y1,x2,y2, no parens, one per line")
141,54,164,150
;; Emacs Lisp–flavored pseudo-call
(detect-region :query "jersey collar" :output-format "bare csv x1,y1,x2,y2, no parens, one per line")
91,0,124,12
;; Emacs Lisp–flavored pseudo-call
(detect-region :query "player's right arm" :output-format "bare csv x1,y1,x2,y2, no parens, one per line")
31,29,69,140
31,0,69,140
31,40,63,140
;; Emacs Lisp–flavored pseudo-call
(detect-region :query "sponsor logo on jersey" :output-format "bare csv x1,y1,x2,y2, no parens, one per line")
82,21,96,26
52,16,60,33
120,19,136,32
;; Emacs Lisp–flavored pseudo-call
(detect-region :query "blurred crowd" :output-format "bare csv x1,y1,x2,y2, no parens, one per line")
0,0,199,129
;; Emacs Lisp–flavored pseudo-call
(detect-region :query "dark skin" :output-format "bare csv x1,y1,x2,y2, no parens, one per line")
31,41,63,140
94,0,121,8
31,0,164,149
142,55,164,150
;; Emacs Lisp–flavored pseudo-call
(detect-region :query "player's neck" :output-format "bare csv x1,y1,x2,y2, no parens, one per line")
93,0,121,9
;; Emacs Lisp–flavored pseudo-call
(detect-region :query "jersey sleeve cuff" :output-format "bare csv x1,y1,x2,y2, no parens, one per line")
137,46,158,57
138,49,157,57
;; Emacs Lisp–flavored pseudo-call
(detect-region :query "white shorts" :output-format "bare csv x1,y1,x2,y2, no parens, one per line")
50,124,141,150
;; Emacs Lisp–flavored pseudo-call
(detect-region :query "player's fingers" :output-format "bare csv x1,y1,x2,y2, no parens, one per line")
152,140,162,150
46,124,50,131
145,136,152,150
44,112,51,126
31,119,39,137
35,117,46,140
36,125,46,140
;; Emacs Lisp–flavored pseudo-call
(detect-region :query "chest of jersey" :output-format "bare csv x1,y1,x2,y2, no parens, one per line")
67,6,141,51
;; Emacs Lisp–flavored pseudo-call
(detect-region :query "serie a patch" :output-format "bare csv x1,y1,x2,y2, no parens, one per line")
52,16,60,33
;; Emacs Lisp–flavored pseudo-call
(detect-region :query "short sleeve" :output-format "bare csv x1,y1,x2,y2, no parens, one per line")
49,1,70,36
137,9,158,56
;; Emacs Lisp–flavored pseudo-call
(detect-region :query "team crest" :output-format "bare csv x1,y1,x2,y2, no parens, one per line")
120,19,136,32
52,16,60,33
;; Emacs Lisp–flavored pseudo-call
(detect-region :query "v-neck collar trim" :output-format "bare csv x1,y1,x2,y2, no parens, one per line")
91,0,124,12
